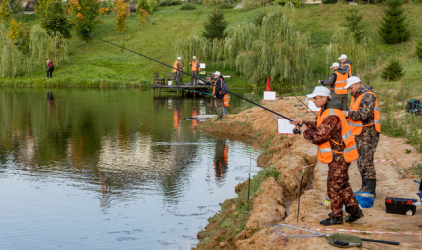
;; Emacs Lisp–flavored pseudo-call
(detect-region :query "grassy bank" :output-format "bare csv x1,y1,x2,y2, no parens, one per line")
2,3,422,87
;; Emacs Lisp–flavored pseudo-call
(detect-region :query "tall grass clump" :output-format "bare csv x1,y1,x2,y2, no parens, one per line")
176,4,312,87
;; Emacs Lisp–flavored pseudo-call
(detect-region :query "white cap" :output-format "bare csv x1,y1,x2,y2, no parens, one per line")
338,54,347,60
330,62,340,68
345,76,361,89
177,57,182,60
193,56,196,59
214,71,221,76
306,86,330,98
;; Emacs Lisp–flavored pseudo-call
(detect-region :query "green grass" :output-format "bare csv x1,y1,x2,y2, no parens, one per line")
2,3,422,87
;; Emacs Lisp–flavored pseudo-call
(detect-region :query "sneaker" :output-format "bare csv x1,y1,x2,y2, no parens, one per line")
320,217,343,226
45,77,49,78
345,212,364,223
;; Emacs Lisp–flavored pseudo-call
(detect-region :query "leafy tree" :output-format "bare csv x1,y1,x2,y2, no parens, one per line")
203,10,227,40
137,8,149,23
381,59,404,81
0,0,12,24
8,18,21,44
114,0,130,34
40,1,72,39
379,0,410,44
11,0,24,18
416,41,422,60
342,7,364,43
69,0,100,45
136,0,157,13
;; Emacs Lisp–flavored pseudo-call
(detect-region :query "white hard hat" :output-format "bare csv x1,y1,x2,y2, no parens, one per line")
214,71,221,76
193,56,196,59
330,62,340,68
338,54,348,60
306,86,330,98
345,76,361,89
177,57,182,60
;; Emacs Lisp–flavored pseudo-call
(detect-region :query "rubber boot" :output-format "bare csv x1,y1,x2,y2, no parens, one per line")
365,179,376,198
358,176,366,192
320,217,343,226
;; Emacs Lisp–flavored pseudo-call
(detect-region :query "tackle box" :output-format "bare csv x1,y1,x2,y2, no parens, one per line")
385,197,417,216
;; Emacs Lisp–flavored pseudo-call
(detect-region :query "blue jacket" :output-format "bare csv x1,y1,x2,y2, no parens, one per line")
213,76,225,98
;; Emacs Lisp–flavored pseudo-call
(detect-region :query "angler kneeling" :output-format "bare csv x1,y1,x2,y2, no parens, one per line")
290,86,364,226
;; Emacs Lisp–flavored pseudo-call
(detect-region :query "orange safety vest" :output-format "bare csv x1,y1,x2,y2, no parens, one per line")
342,63,352,77
329,72,349,95
316,108,359,164
192,60,200,72
348,91,381,135
172,61,180,73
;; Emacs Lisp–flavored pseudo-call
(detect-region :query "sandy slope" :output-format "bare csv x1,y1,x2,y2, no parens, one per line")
198,97,422,250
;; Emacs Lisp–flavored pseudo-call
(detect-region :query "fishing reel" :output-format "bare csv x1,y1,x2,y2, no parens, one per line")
293,128,301,135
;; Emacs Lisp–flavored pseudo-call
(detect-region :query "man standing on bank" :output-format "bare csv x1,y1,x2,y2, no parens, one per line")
213,71,229,121
318,63,349,111
172,57,184,85
189,56,200,86
344,76,380,198
45,59,54,79
291,86,363,226
339,54,352,78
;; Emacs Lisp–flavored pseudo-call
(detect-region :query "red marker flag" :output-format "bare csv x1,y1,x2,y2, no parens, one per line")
266,76,271,91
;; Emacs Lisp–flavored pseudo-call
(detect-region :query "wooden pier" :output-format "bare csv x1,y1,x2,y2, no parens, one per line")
152,84,214,98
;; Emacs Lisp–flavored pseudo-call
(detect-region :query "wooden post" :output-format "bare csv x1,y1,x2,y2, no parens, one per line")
153,87,155,98
159,87,161,98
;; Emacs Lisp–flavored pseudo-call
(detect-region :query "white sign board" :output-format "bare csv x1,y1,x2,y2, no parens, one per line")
199,63,206,69
263,91,276,101
277,118,296,135
307,100,321,112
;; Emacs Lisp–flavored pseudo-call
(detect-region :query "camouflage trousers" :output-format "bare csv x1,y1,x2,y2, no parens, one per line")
216,98,227,118
355,126,379,180
190,70,198,86
327,156,361,219
175,71,182,84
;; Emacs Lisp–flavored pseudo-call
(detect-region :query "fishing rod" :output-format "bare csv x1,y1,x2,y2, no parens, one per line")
69,29,301,125
121,80,213,96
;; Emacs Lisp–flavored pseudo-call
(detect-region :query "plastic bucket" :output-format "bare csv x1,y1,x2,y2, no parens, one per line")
168,80,172,86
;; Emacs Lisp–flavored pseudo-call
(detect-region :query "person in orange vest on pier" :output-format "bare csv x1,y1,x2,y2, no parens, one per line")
343,76,380,198
172,57,184,85
318,63,349,111
291,86,363,226
189,56,200,86
212,71,229,121
338,54,352,78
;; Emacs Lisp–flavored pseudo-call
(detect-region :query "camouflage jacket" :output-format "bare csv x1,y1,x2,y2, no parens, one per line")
348,85,376,126
303,99,345,161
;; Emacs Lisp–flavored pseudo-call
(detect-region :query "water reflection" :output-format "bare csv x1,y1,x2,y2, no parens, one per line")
0,88,258,250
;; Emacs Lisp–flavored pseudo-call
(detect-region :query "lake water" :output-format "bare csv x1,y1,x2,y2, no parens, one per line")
0,88,262,250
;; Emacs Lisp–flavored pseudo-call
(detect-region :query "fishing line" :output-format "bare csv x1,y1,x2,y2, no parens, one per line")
62,28,300,123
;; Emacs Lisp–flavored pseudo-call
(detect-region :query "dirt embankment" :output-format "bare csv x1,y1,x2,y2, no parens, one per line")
196,97,422,250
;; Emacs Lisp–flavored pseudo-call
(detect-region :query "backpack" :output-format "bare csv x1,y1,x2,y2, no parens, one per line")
406,99,422,115
220,79,228,95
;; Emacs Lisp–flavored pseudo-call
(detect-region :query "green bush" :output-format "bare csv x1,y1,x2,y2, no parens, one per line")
416,41,422,60
322,0,337,4
180,3,196,10
158,0,182,6
381,59,405,81
219,3,233,9
254,11,266,26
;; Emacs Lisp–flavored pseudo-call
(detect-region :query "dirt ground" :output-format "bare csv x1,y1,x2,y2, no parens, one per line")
198,97,422,250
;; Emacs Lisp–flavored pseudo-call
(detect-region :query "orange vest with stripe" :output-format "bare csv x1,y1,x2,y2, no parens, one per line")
330,72,348,95
316,108,359,164
192,60,200,71
348,91,381,135
342,63,352,77
173,61,179,73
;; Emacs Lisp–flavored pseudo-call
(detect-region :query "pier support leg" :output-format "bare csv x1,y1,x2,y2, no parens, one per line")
159,88,161,98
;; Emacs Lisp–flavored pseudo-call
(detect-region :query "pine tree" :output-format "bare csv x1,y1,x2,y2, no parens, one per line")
381,59,405,81
379,0,410,44
343,7,364,43
40,1,72,39
416,41,422,60
203,10,227,40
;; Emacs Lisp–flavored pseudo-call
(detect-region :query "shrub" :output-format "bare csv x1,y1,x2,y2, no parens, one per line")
158,0,182,6
180,3,196,10
381,59,405,81
416,41,422,60
322,0,337,4
219,3,233,9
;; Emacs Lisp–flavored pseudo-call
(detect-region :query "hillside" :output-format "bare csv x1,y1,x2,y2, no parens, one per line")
1,2,422,88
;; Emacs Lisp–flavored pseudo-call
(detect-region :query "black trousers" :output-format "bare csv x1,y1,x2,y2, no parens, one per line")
47,68,54,78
